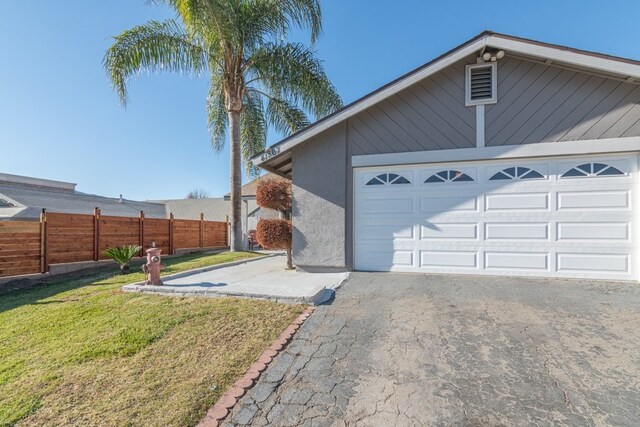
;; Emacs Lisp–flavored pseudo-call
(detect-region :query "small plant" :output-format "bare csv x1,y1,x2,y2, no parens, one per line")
104,245,141,274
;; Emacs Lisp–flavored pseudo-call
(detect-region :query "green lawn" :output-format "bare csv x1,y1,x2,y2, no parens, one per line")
0,252,304,426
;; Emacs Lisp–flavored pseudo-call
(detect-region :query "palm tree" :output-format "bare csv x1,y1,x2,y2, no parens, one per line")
104,0,342,251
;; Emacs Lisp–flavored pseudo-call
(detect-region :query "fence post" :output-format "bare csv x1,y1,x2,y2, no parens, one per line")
169,213,175,255
200,213,204,248
93,207,100,261
40,209,47,273
226,215,229,247
139,211,145,255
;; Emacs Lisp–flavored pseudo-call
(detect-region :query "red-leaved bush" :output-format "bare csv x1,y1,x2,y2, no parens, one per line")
256,176,293,269
255,177,292,213
256,219,291,249
256,219,293,269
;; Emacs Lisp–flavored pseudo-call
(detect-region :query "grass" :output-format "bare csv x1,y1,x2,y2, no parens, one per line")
0,251,304,426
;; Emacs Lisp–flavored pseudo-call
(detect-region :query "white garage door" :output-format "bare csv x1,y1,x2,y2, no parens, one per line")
354,155,639,280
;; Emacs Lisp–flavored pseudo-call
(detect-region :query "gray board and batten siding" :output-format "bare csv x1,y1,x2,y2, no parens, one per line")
348,54,640,156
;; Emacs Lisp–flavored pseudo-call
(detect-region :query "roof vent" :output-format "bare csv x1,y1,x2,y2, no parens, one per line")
466,63,497,106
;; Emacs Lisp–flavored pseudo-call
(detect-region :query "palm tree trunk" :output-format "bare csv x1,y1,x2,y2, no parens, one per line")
228,110,243,252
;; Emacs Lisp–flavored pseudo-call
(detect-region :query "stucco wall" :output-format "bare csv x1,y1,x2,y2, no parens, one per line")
291,122,348,270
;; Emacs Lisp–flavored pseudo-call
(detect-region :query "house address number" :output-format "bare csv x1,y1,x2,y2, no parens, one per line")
260,146,280,161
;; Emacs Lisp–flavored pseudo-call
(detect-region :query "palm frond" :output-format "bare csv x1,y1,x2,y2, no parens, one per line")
263,96,310,135
207,73,227,152
278,0,323,43
241,90,267,177
103,19,205,105
247,42,342,118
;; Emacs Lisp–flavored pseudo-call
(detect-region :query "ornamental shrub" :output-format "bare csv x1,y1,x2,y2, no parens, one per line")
255,177,293,269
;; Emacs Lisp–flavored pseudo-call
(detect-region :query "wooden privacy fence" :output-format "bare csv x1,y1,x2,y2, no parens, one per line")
0,209,228,278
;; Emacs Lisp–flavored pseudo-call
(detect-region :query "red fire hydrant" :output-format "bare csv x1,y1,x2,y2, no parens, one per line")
141,243,165,286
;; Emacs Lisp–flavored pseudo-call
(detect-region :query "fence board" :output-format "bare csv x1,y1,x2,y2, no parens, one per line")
98,215,141,259
0,221,41,276
203,222,228,247
0,212,227,278
143,218,170,254
46,213,95,264
174,219,201,249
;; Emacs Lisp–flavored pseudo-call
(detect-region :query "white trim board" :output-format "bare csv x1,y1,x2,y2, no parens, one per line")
253,32,640,168
475,105,485,148
486,35,640,79
351,137,640,168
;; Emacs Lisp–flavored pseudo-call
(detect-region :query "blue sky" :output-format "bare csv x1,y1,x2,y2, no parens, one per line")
1,0,639,200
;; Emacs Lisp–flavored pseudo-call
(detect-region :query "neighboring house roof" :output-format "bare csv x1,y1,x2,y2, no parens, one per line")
223,172,280,200
0,172,278,222
0,184,167,219
155,197,278,221
253,30,640,177
152,198,231,221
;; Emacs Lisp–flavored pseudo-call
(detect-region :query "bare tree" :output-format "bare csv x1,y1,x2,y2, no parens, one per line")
185,188,209,199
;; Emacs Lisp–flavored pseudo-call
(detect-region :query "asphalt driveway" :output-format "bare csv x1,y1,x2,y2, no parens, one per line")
223,273,640,426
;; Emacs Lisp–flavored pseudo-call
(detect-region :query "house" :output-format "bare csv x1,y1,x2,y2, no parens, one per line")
0,172,167,219
223,172,281,230
253,31,640,281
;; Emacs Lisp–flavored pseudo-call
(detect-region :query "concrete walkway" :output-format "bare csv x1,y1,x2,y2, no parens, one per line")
224,272,640,426
122,255,348,304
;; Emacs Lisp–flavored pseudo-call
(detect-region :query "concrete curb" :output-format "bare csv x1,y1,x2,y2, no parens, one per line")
121,254,275,290
124,285,327,305
197,306,316,427
123,258,349,305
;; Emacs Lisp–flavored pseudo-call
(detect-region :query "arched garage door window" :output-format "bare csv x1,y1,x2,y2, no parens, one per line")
424,170,474,183
366,173,411,186
489,167,544,181
561,163,624,178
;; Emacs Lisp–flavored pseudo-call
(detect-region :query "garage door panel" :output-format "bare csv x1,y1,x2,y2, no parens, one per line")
355,248,414,270
419,251,478,269
361,197,414,214
420,223,478,240
359,224,414,240
557,190,630,210
485,223,549,240
485,252,549,271
420,196,478,213
485,192,549,211
354,154,638,280
557,253,629,274
557,222,630,241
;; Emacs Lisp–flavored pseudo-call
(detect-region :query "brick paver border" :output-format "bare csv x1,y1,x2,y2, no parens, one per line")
197,306,316,426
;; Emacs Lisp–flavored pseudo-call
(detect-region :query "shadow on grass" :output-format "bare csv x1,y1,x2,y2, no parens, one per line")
0,251,261,315
0,268,124,315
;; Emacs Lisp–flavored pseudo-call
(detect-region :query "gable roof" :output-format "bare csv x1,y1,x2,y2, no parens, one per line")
223,172,279,200
254,30,640,176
